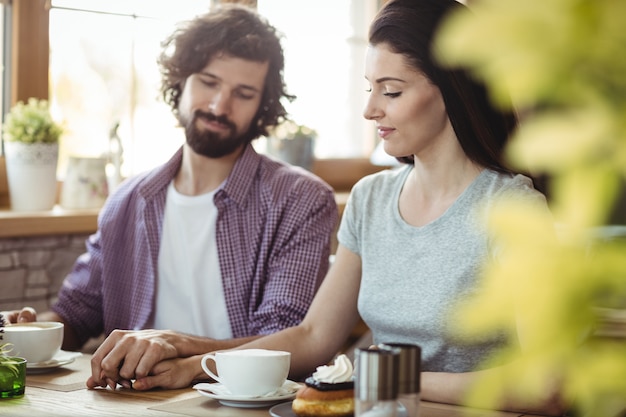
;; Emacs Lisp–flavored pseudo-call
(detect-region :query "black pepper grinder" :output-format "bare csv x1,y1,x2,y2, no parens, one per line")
379,343,421,417
355,347,400,417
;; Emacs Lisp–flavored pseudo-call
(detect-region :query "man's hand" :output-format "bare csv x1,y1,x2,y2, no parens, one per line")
88,329,181,389
86,355,203,391
1,307,37,323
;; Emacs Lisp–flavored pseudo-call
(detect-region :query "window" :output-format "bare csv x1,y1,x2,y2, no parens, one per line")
49,0,210,180
258,0,378,158
47,1,379,182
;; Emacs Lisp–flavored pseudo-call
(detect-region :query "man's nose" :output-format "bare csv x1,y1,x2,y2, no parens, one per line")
209,92,231,116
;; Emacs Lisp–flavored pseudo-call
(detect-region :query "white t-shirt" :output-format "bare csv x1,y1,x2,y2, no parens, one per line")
153,182,233,339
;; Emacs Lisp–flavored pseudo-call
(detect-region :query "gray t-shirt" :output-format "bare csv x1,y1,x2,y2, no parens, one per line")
338,165,547,372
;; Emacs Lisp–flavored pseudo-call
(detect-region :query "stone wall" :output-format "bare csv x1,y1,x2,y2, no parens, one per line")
0,234,90,314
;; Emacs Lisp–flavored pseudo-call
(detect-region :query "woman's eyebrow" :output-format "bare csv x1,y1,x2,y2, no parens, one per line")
374,76,406,84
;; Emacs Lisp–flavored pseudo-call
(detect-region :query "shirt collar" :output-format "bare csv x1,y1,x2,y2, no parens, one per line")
219,143,262,208
137,143,261,207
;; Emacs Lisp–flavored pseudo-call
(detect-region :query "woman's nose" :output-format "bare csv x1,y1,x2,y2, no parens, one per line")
363,96,382,120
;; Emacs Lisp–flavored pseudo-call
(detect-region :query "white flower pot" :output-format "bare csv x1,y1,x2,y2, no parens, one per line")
4,141,59,211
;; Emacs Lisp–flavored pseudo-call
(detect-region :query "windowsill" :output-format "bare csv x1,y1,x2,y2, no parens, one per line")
0,205,100,238
0,196,351,239
0,157,387,238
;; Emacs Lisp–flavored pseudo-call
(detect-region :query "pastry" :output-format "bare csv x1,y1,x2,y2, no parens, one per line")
292,354,355,417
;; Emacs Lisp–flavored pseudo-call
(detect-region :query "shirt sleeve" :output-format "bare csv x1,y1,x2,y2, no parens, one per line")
51,230,106,347
244,180,339,336
337,185,361,256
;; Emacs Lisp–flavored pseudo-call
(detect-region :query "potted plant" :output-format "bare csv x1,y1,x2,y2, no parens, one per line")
2,97,63,211
0,314,27,399
267,119,317,171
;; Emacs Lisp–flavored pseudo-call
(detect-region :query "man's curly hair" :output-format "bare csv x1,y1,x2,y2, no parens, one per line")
158,4,295,140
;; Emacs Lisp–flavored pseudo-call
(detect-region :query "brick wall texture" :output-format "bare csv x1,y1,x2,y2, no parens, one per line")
0,234,90,314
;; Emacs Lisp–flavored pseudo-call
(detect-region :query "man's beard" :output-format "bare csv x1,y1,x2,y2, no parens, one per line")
183,110,254,158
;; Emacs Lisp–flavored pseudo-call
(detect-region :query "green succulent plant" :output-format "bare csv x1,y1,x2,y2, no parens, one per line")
0,314,20,377
2,97,63,144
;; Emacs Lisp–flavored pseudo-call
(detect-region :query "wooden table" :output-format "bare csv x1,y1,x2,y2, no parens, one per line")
0,353,530,417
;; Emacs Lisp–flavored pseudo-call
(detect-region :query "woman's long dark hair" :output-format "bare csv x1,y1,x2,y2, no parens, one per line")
158,4,295,141
369,0,517,173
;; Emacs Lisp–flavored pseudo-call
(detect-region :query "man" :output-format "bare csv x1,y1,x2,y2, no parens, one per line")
3,4,337,390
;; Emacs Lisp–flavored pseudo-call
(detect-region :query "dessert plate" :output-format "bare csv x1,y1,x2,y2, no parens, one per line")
193,380,301,408
269,401,409,417
269,401,298,417
26,350,83,374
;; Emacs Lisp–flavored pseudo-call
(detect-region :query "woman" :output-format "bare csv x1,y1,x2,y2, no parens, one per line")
105,0,564,413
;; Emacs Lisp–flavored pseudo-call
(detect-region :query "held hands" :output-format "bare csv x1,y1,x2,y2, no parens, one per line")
86,355,203,391
133,356,203,391
87,329,181,390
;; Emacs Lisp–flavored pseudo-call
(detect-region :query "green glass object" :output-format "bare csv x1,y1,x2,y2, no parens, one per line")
0,357,27,399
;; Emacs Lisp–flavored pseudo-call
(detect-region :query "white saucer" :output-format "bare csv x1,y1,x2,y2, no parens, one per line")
26,350,82,373
193,380,300,408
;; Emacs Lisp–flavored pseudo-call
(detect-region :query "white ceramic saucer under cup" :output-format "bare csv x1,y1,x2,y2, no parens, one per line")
26,351,83,374
193,380,301,408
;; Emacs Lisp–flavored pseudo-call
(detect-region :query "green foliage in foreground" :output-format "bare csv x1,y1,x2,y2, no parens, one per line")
435,0,626,415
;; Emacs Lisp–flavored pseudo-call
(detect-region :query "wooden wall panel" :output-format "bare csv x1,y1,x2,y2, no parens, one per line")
0,156,8,207
10,0,50,105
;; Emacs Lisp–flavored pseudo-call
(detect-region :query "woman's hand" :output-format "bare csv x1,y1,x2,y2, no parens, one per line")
135,355,206,391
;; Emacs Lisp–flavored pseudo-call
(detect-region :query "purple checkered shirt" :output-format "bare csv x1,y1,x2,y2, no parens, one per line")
52,144,338,346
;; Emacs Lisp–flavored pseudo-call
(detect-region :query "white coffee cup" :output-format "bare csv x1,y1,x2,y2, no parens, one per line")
201,349,290,397
2,322,64,363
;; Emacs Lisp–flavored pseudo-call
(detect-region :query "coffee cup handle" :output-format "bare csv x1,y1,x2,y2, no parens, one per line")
201,354,222,383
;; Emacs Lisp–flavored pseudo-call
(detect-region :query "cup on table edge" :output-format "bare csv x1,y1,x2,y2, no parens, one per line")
201,348,291,397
